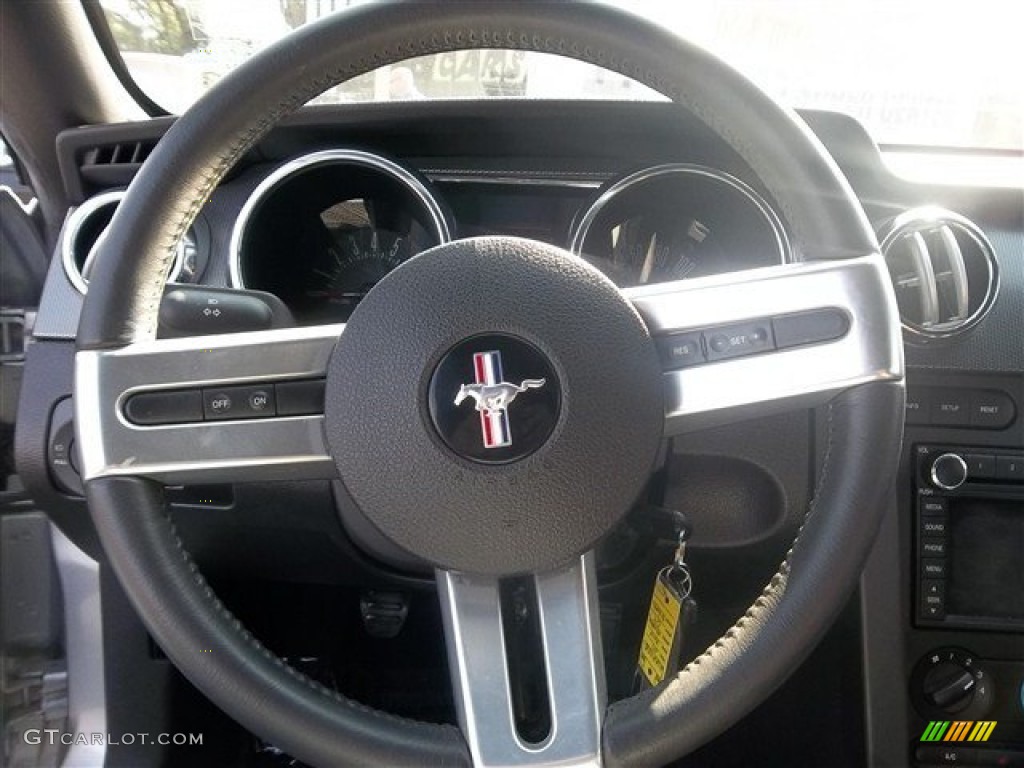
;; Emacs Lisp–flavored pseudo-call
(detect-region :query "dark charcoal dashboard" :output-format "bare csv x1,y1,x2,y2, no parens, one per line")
13,101,1024,767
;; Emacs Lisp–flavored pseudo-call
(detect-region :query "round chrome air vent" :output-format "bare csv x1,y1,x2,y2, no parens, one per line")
879,207,999,341
62,190,192,293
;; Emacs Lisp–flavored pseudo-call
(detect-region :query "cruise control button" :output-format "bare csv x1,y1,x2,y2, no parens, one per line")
202,385,277,421
656,333,705,369
276,379,326,416
124,390,204,425
970,389,1015,429
770,308,849,349
704,321,774,361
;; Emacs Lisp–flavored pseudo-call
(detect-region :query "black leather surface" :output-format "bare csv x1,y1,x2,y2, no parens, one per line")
603,381,905,766
86,476,471,767
74,2,899,764
326,236,664,575
77,0,875,350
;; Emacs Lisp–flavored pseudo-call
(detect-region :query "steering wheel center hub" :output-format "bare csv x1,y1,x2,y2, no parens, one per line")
324,237,664,575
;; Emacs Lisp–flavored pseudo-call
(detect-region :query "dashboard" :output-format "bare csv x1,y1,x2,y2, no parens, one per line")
16,100,1024,767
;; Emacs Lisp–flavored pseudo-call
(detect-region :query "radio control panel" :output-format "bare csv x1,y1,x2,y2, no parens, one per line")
913,445,1024,631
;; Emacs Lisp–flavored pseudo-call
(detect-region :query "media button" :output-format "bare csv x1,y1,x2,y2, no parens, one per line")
919,497,948,516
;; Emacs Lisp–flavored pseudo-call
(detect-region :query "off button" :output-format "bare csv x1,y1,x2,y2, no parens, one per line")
202,385,277,420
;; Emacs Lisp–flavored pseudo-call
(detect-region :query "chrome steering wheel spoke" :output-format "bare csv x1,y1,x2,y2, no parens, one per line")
438,553,606,768
626,252,903,434
74,325,342,485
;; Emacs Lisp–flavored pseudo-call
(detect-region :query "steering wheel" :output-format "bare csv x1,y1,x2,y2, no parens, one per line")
74,3,904,766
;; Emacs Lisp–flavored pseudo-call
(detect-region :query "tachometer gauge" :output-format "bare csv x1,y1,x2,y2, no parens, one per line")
231,149,451,324
306,227,411,310
569,164,789,287
596,215,721,287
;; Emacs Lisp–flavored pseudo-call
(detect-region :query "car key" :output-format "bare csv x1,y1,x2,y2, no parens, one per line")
634,516,698,692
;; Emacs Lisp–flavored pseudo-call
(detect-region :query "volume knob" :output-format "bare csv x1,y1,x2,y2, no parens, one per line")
931,453,968,491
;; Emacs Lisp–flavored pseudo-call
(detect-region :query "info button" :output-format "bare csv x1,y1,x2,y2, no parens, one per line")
202,385,277,421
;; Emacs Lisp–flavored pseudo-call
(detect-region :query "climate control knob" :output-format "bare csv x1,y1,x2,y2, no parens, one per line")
931,452,968,490
923,661,976,712
912,648,993,719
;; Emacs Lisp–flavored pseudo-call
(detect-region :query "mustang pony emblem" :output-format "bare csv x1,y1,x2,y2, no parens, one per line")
454,380,547,412
454,350,546,448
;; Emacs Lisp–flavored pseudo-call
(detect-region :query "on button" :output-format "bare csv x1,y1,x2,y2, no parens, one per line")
202,385,277,420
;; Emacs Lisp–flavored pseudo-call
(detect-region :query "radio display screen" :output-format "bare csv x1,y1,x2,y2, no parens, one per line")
947,498,1024,621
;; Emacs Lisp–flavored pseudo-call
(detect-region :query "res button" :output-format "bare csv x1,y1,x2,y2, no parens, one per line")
657,333,705,369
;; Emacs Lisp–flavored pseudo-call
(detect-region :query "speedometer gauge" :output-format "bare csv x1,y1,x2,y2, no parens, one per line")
569,164,789,287
231,149,451,324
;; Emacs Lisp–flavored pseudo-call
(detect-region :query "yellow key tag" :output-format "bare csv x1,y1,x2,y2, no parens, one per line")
637,569,685,688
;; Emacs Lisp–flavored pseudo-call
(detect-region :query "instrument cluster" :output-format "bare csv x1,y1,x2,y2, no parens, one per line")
232,151,790,325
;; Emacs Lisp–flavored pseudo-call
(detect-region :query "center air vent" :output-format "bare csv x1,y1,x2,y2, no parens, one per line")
62,190,193,294
879,207,999,341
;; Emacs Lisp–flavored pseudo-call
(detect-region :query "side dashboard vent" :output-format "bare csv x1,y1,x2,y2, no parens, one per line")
62,190,189,294
879,207,999,341
82,140,156,167
78,140,158,188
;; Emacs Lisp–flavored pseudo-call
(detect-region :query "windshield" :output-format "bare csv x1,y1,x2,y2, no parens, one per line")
96,0,1022,151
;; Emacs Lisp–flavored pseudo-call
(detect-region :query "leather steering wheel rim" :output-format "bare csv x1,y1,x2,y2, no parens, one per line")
75,3,905,766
